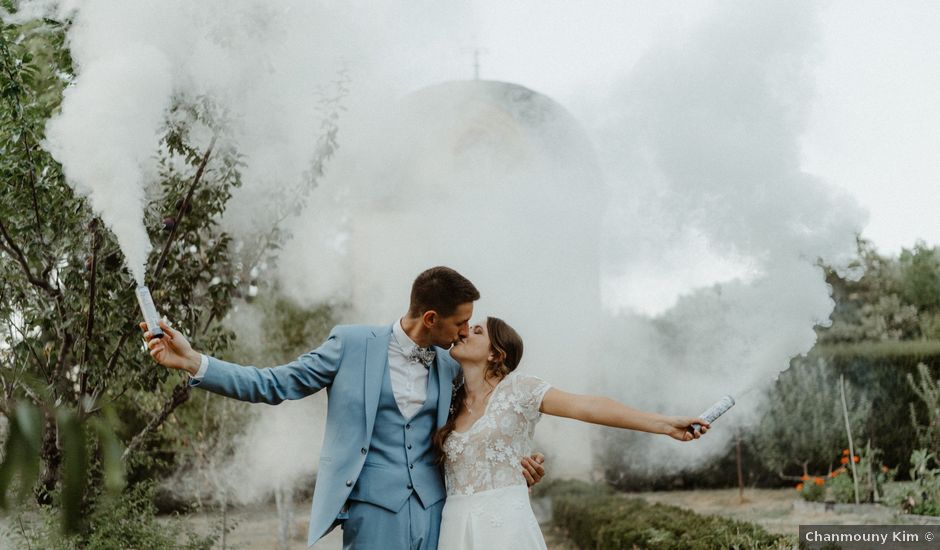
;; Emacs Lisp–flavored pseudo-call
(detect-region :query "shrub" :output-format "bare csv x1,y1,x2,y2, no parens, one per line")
798,478,825,502
549,483,790,549
4,482,219,550
794,445,894,504
909,363,940,458
902,449,940,516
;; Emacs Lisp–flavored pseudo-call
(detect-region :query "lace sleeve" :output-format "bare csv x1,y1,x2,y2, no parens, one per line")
509,372,552,421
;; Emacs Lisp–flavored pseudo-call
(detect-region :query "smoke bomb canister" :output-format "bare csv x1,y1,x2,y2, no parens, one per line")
688,395,735,434
136,286,164,339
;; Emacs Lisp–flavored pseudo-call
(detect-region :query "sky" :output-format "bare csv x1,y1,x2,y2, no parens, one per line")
420,1,939,257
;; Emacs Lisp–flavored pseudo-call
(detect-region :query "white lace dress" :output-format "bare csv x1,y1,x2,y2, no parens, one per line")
438,371,552,550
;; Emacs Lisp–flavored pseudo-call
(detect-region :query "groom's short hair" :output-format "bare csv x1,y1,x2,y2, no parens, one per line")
408,266,480,318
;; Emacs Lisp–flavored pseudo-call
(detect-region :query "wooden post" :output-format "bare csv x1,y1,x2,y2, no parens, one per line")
736,428,745,503
840,374,861,505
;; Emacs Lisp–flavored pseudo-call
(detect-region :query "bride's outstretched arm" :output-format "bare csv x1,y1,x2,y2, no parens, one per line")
539,388,709,442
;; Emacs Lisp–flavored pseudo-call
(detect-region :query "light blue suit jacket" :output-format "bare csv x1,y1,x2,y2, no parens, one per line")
190,324,460,546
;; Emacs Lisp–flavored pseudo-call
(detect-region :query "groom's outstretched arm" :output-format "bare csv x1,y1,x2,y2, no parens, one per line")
142,319,343,404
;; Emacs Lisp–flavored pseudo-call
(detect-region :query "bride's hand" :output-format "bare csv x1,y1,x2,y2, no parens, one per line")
665,416,710,442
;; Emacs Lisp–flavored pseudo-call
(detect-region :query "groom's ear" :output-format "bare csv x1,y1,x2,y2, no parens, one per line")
422,310,438,328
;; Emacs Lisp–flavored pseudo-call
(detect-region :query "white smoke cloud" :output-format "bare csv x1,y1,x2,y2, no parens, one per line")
591,0,867,468
14,0,870,499
43,43,172,283
13,0,474,284
276,0,867,478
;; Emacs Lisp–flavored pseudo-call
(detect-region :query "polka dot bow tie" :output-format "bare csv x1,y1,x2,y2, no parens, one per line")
407,346,436,368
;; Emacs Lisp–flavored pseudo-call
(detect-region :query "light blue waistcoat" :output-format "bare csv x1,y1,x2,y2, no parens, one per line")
349,358,444,511
189,324,459,546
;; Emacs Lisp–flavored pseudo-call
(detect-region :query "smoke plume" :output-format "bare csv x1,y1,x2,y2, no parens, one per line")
12,0,868,498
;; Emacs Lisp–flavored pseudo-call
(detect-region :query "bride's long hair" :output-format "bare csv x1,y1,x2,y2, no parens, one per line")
433,316,524,462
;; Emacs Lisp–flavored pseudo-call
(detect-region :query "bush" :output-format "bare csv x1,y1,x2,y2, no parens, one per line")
793,445,895,504
798,478,826,502
549,483,790,549
901,449,940,516
4,482,219,550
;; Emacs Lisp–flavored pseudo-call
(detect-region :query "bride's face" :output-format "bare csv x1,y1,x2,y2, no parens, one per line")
450,322,492,363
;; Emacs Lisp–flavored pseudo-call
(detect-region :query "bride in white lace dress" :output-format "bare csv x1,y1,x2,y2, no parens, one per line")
433,317,710,550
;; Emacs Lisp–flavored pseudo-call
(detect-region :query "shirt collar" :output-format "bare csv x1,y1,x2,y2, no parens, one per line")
393,318,422,352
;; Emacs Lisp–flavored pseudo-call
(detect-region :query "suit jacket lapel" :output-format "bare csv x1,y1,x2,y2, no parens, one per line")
435,351,456,428
364,326,391,437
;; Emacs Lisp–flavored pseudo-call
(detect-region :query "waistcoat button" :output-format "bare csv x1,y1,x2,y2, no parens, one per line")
345,480,353,487
360,447,367,455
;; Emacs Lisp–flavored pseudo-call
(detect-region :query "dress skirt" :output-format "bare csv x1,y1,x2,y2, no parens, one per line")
437,485,547,550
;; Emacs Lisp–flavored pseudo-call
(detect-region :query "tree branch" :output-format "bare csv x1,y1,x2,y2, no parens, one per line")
100,330,132,392
0,33,44,243
53,331,73,391
121,378,191,462
96,138,217,408
152,136,216,286
79,218,101,405
0,217,57,297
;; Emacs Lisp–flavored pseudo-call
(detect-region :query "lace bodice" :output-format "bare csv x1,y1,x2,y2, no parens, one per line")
443,371,552,496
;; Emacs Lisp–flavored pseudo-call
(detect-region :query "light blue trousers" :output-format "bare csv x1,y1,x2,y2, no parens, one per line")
341,494,444,550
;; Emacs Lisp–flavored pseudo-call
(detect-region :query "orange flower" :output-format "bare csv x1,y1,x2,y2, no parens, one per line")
840,457,849,464
882,465,890,473
796,483,804,491
814,477,825,486
853,456,860,463
800,474,809,481
843,449,850,456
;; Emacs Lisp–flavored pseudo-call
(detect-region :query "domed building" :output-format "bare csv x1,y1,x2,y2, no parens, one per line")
335,80,605,343
280,78,608,476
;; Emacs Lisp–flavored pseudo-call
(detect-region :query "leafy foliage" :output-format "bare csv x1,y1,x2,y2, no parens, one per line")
901,449,940,516
548,481,790,550
0,8,345,537
750,359,870,476
909,362,940,457
5,481,218,549
794,444,894,504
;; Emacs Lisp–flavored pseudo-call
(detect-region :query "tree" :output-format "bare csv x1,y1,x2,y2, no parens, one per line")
818,239,919,343
0,11,344,538
751,358,871,477
899,243,940,314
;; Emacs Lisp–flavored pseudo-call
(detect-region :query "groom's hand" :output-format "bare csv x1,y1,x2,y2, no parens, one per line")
140,319,202,375
522,453,545,487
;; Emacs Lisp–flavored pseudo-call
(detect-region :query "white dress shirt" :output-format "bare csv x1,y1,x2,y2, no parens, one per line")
192,318,430,418
388,318,432,419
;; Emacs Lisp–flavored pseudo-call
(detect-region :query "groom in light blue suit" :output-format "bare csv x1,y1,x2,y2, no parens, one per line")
142,266,545,549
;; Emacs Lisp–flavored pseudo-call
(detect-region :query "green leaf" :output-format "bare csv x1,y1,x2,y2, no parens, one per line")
14,401,42,454
57,408,88,534
0,402,42,508
91,407,126,493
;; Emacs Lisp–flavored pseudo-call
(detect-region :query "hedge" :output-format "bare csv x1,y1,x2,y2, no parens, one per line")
549,482,790,549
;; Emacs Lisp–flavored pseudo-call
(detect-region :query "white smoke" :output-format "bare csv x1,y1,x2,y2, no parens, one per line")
590,0,866,470
275,0,866,478
13,0,870,500
45,40,173,284
11,0,473,284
